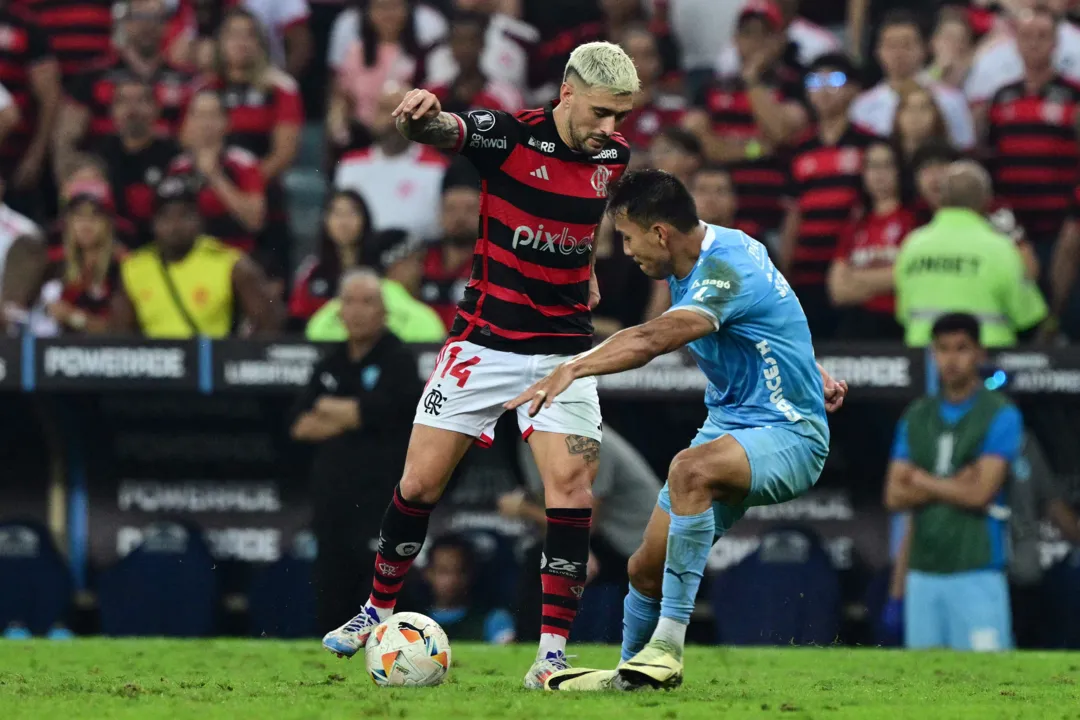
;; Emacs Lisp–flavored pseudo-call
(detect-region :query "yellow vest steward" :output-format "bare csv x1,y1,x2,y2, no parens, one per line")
121,236,241,338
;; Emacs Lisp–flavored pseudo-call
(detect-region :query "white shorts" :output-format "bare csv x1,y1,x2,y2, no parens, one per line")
413,340,602,446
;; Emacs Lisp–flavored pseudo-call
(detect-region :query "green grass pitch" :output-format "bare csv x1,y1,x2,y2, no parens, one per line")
1,640,1078,719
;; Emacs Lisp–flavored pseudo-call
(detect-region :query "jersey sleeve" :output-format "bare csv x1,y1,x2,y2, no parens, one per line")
274,79,304,124
996,241,1047,331
451,109,519,176
980,404,1023,462
890,419,910,462
665,252,748,329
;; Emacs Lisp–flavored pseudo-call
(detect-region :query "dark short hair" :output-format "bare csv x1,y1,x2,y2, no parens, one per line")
931,313,981,344
807,52,861,84
879,8,925,40
606,169,699,233
654,126,702,157
911,139,962,173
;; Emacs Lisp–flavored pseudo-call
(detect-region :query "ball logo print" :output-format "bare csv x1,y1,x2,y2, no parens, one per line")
396,542,422,557
470,110,496,132
365,612,451,687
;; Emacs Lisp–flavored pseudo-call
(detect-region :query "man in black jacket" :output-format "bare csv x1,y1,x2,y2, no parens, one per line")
292,268,424,631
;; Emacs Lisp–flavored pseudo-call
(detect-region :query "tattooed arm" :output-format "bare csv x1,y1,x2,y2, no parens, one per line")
392,89,462,150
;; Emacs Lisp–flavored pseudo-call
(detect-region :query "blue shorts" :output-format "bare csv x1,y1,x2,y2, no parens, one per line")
657,419,829,536
905,569,1013,651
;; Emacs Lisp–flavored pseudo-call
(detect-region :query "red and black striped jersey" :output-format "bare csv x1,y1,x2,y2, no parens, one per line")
288,255,337,321
57,247,126,319
98,135,182,248
167,147,265,253
697,71,805,234
0,6,55,171
16,0,112,78
447,105,630,354
618,94,686,151
987,76,1080,243
202,72,303,161
786,124,877,287
67,54,194,141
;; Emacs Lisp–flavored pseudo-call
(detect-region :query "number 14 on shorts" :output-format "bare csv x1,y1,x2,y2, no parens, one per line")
439,346,480,388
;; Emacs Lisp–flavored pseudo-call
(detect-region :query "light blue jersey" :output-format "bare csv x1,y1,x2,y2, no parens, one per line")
665,223,829,443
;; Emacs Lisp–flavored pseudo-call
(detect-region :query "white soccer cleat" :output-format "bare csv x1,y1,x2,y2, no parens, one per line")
522,650,572,690
322,606,382,659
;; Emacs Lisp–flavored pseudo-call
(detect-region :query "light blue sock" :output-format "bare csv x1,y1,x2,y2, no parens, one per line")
620,585,660,662
659,508,715,625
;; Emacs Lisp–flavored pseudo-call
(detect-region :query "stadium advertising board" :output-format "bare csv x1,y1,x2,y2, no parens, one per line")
213,340,326,392
81,393,312,577
33,338,199,391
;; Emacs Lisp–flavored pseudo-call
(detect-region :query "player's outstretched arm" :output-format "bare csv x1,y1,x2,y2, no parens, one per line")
505,309,715,417
391,89,462,150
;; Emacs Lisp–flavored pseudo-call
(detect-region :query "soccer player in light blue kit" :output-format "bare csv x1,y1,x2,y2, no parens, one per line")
506,170,848,691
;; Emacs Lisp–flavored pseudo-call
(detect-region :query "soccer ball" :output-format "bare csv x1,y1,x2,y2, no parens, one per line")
364,612,451,687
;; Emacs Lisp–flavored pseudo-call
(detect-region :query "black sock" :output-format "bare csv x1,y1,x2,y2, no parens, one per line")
540,508,592,641
368,485,435,611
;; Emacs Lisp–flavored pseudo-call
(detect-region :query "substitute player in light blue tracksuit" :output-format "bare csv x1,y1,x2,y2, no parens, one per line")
506,169,847,691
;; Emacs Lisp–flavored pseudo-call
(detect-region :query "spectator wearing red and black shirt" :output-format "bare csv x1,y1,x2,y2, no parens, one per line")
45,153,136,261
683,1,808,238
54,0,192,179
289,189,371,325
781,53,875,339
533,0,679,100
690,165,763,239
99,76,182,248
617,24,685,151
0,2,60,220
985,8,1080,256
43,183,124,334
17,0,113,79
826,141,913,341
419,172,480,331
427,11,522,115
208,8,303,184
205,7,302,282
168,89,266,256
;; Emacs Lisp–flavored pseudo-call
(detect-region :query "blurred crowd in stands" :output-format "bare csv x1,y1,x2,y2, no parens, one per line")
0,0,1077,346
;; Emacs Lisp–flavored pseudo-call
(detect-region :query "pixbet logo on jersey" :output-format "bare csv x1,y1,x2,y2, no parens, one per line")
512,224,593,255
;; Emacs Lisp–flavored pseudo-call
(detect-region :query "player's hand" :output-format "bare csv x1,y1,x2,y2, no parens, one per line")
819,364,848,412
391,88,442,123
588,272,601,309
504,363,576,417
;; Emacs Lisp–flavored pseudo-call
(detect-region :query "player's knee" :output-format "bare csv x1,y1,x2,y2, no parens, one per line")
544,465,593,509
667,452,711,498
627,550,662,599
399,470,444,505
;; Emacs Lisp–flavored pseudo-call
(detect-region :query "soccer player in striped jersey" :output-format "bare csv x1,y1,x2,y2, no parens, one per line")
321,41,639,690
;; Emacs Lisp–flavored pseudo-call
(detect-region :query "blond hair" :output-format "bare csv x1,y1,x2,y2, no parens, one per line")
564,41,640,96
63,206,115,288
